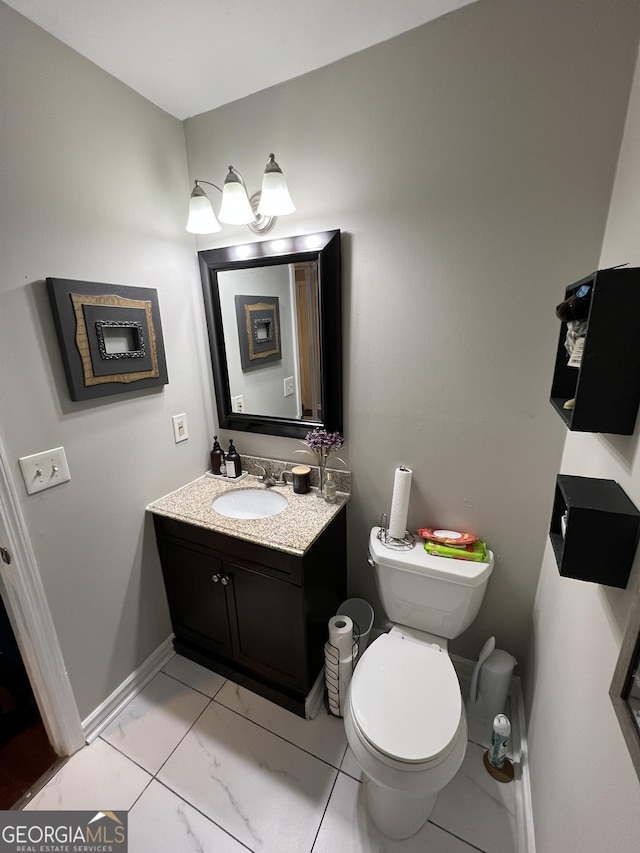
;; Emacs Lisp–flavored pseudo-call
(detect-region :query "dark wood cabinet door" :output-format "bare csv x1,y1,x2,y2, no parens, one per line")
158,541,232,655
226,562,307,690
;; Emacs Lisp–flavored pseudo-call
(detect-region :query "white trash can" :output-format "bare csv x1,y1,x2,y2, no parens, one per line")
477,649,517,722
337,598,374,658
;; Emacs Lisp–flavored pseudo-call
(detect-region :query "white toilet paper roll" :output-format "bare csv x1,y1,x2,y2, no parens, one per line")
328,615,354,659
388,466,412,539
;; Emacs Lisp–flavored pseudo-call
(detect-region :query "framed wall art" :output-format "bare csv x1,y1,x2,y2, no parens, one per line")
234,294,281,371
47,278,168,401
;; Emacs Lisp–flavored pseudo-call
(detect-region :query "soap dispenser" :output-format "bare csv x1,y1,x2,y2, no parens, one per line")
210,436,225,476
226,440,242,478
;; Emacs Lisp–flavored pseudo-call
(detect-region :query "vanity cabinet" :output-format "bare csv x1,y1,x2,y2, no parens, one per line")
550,266,640,434
152,509,346,716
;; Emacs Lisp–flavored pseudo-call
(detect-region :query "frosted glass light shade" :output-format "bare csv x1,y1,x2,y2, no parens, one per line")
186,186,221,234
218,168,254,224
258,154,295,216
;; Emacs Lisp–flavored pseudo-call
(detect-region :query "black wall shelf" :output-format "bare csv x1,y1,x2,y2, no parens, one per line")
549,474,640,589
550,267,640,434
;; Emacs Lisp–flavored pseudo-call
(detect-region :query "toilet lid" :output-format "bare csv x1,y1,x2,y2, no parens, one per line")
349,633,462,763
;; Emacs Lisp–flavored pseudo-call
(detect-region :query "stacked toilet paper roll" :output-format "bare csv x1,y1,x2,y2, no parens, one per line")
325,615,355,717
388,466,412,539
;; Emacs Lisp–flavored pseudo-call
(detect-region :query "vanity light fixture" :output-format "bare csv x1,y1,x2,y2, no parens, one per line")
186,153,295,236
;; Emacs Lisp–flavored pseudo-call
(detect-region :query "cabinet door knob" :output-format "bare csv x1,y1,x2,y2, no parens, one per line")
212,573,220,582
220,575,229,585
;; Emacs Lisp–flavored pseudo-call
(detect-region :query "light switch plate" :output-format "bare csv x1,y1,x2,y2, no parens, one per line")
231,395,244,413
19,447,71,495
284,377,294,397
172,413,189,443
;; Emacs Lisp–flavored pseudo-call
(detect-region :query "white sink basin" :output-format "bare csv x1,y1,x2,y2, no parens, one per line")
212,488,288,519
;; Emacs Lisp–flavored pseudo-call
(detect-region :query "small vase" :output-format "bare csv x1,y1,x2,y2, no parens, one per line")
317,461,327,497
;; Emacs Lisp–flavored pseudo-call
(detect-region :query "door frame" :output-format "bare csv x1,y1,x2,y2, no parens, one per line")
0,435,84,756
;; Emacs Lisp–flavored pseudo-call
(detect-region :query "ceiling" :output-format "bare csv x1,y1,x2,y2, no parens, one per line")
4,0,479,120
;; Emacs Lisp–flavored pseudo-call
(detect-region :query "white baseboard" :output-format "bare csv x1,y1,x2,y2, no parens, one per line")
511,675,536,853
82,636,175,742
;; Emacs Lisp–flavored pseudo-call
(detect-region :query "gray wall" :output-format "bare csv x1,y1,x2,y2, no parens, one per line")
184,0,639,667
527,49,640,853
0,2,215,719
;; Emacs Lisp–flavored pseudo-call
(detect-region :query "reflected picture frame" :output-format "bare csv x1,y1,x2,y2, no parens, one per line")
235,294,281,371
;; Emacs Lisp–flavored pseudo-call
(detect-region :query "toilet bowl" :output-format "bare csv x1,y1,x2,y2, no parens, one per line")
343,527,494,839
344,628,467,839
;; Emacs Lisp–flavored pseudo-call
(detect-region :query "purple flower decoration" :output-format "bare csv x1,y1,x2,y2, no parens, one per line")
298,428,345,466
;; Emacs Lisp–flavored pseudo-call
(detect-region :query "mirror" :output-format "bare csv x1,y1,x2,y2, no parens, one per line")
610,581,640,782
199,230,342,439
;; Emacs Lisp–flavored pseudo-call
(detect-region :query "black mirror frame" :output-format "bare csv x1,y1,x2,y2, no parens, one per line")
610,579,640,782
199,230,342,439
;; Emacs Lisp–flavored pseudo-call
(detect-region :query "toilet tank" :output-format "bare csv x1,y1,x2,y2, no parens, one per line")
369,527,494,639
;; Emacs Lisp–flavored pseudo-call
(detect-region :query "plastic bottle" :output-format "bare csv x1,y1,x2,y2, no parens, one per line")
210,436,225,475
556,283,592,322
323,471,337,503
488,714,510,769
226,440,242,478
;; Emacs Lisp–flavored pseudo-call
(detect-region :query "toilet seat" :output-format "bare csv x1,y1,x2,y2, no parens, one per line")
349,632,462,764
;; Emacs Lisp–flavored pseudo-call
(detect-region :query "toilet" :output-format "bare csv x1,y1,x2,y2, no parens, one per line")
344,526,494,840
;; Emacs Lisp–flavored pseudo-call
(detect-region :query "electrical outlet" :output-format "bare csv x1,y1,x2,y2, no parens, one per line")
231,395,244,413
284,377,294,397
172,413,189,443
19,447,71,495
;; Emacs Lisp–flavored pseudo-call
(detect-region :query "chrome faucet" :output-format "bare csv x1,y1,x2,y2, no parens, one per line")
255,465,277,487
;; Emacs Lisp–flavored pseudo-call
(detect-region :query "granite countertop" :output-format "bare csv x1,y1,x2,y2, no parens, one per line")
147,474,349,556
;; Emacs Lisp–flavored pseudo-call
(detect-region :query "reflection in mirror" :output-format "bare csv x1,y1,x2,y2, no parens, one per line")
199,230,341,439
217,261,320,420
610,581,640,781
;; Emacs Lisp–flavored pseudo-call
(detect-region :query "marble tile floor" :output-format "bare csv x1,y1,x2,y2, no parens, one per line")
24,655,518,853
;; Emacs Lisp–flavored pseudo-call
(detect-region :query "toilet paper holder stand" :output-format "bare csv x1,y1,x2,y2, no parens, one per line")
324,621,361,716
377,513,415,550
